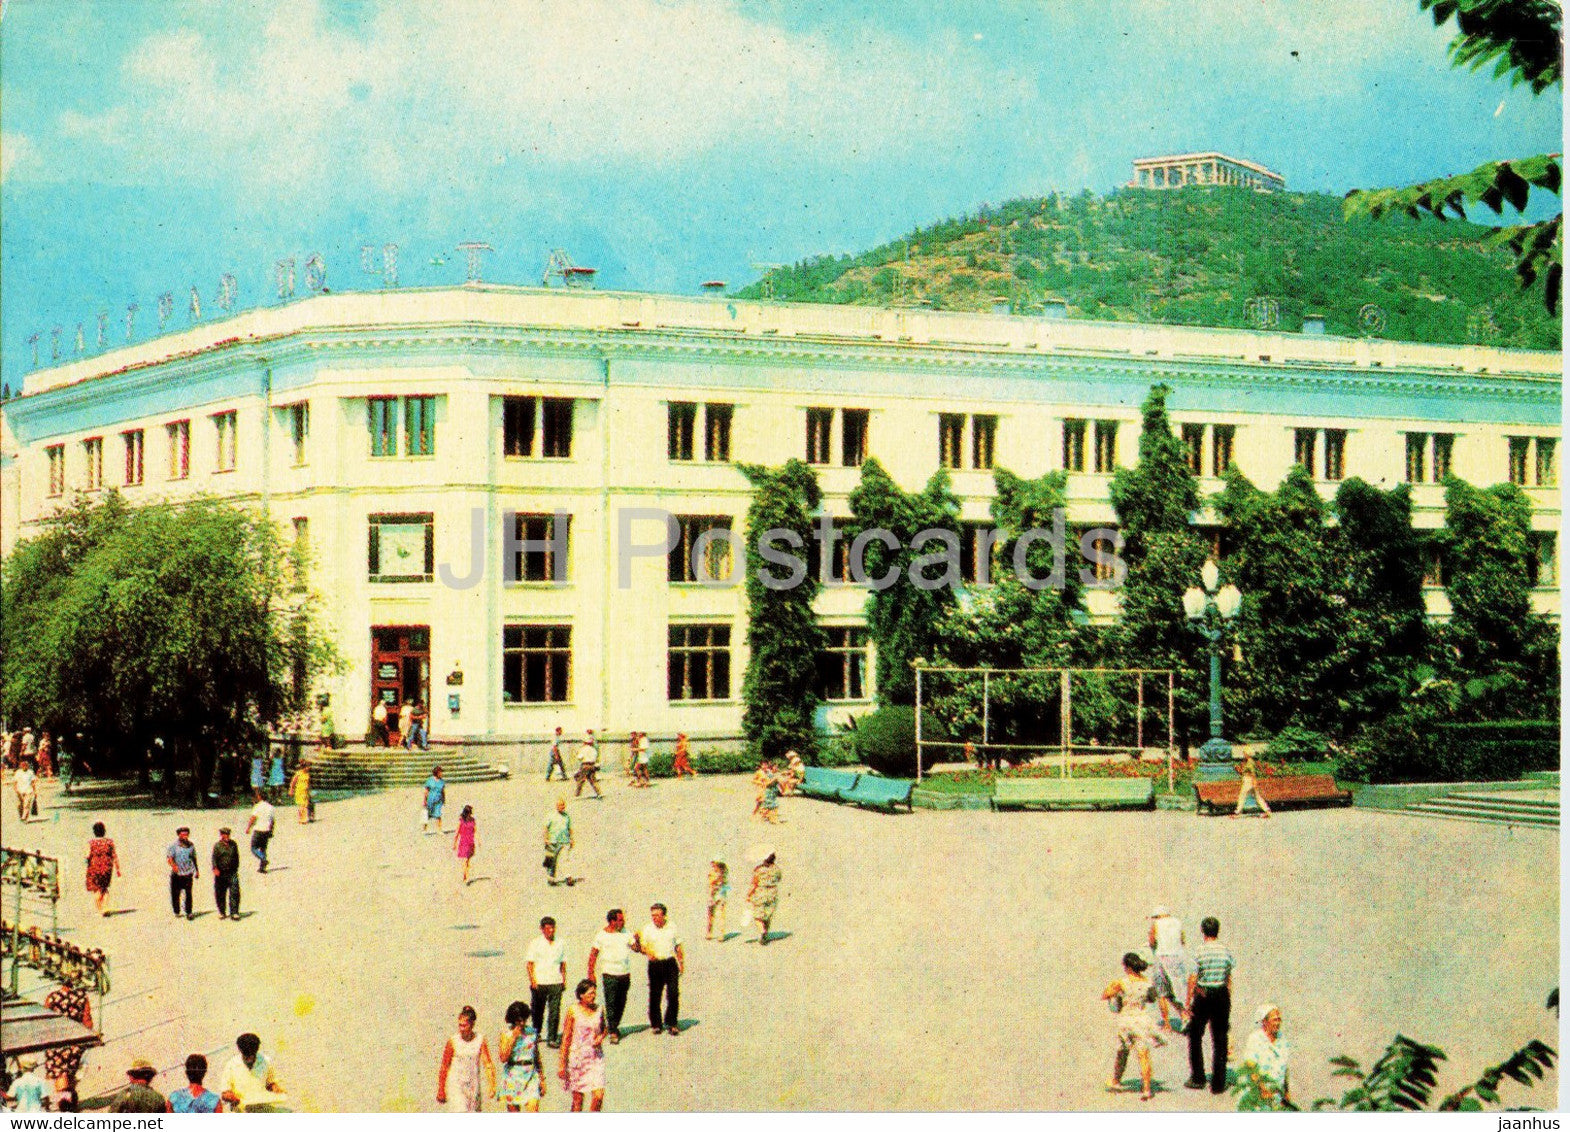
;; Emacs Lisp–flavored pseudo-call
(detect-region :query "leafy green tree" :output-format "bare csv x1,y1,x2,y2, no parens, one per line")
1,494,336,800
847,459,962,706
1108,385,1208,746
1345,0,1562,310
739,460,825,759
1304,1034,1555,1112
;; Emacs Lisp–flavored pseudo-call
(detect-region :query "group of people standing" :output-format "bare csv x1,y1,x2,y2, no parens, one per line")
1101,909,1289,1106
371,697,430,750
544,728,701,793
436,904,689,1113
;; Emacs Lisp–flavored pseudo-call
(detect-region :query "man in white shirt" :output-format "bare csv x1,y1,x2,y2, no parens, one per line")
632,903,685,1036
587,908,634,1042
245,789,276,873
574,730,602,798
12,761,37,823
218,1032,287,1112
525,916,568,1047
1148,905,1191,1032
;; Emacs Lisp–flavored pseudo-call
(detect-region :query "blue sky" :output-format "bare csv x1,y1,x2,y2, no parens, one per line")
2,0,1560,391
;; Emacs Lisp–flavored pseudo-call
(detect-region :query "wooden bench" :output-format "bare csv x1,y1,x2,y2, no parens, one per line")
991,777,1156,811
798,766,860,800
839,774,916,811
1193,773,1353,815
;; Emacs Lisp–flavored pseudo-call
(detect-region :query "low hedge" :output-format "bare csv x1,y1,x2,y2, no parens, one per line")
853,705,919,778
636,739,859,780
1264,726,1330,762
1339,717,1559,784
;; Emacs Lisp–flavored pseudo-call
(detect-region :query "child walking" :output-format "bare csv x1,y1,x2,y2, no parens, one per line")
454,805,478,885
706,858,729,940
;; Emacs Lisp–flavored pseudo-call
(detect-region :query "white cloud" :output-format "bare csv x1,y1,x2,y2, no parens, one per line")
22,0,1012,192
1,132,34,183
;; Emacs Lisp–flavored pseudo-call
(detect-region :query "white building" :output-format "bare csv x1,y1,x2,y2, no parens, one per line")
0,286,1558,748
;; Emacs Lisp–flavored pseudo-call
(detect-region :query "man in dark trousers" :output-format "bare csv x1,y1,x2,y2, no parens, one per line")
546,726,569,781
166,826,199,920
1184,916,1235,1094
632,903,685,1036
212,826,242,919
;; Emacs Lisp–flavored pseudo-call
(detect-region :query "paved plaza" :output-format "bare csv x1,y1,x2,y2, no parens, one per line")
5,769,1559,1111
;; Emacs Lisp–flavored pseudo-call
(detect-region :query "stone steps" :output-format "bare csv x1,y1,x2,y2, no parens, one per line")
306,746,508,789
1404,789,1559,830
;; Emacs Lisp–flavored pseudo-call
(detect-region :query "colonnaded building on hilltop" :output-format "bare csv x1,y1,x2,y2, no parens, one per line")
0,287,1560,749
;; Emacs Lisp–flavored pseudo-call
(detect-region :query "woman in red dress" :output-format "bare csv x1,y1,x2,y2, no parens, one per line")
84,822,122,916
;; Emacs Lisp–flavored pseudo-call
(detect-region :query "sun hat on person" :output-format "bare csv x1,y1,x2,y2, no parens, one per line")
127,1059,156,1079
1256,1002,1279,1025
747,845,775,865
1150,905,1170,918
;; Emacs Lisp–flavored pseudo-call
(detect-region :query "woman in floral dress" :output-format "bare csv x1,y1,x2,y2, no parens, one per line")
747,852,782,945
557,979,606,1112
497,1000,544,1112
84,822,121,917
43,985,93,1092
1101,952,1160,1100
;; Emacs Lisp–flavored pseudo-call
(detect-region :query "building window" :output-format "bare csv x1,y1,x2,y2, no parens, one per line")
972,415,997,470
668,401,697,461
1535,438,1557,487
287,403,309,466
816,627,870,701
807,519,856,583
1528,533,1558,588
805,408,833,465
1406,433,1429,483
1212,425,1235,477
1293,428,1318,477
369,397,398,457
1324,429,1346,482
213,411,238,472
404,395,436,456
511,513,570,582
503,625,572,703
939,413,965,469
123,429,144,486
542,398,573,458
1432,433,1454,480
46,445,65,497
167,420,190,480
368,513,435,582
82,437,103,490
959,522,999,585
1093,421,1118,473
842,409,869,467
669,516,733,583
704,403,733,462
1182,424,1205,475
503,397,535,458
1507,436,1530,485
1063,419,1087,472
668,623,731,701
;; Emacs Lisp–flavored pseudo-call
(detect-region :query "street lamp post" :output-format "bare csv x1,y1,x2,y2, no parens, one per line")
1183,559,1242,782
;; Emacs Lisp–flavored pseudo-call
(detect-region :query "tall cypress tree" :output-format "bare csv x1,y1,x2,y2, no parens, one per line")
739,460,825,759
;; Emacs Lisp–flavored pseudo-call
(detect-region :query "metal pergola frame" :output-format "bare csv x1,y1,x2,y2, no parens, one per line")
912,663,1178,787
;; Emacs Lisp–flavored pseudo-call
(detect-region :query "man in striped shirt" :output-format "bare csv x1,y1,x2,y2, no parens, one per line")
1184,916,1234,1094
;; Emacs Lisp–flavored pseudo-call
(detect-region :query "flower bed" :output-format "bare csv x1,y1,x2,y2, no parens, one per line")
917,759,1339,797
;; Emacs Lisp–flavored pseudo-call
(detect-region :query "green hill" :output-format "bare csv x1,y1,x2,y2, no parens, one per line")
736,187,1559,350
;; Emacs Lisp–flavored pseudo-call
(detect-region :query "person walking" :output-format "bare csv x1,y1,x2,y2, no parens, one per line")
672,732,696,778
212,826,242,919
289,761,312,824
1184,916,1235,1095
1240,1004,1291,1108
496,1001,544,1112
109,1060,168,1113
245,789,276,873
1148,906,1190,1032
1102,952,1160,1100
85,821,122,916
42,985,93,1097
1232,752,1272,818
633,903,684,1036
266,746,286,803
408,701,431,751
399,700,415,749
12,759,37,823
422,766,446,834
747,850,782,945
20,726,36,765
57,736,75,793
631,732,652,787
544,798,573,886
35,731,54,778
218,1033,287,1112
557,980,607,1112
372,698,390,747
587,909,634,1043
706,858,729,940
574,731,602,799
527,916,568,1047
436,1006,496,1112
454,805,478,885
169,1054,223,1113
546,726,569,781
167,826,199,919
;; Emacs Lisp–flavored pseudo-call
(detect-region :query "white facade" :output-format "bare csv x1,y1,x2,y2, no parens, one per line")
0,286,1559,746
